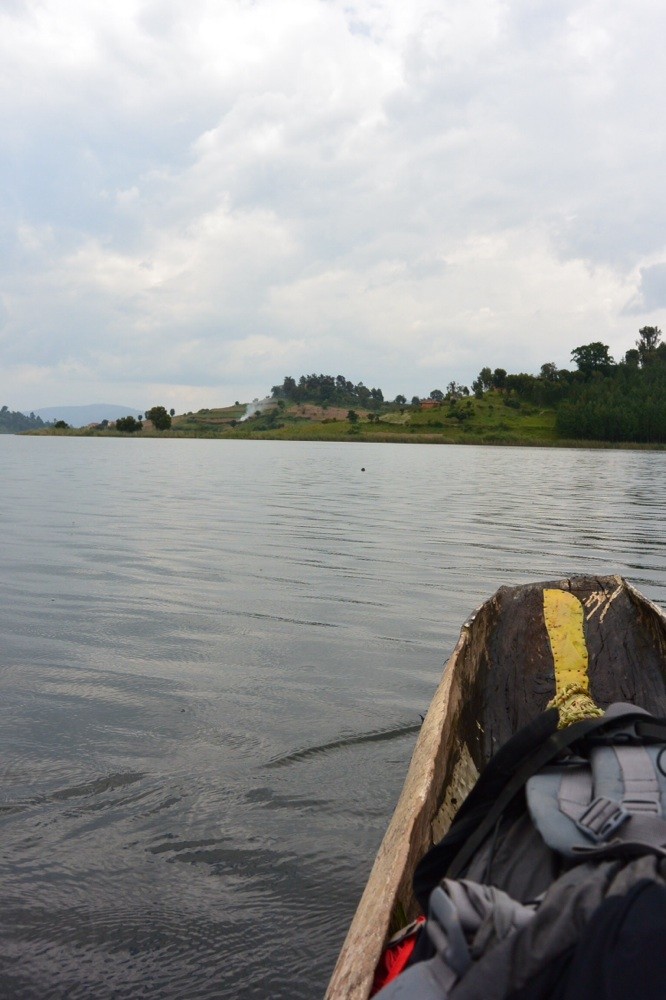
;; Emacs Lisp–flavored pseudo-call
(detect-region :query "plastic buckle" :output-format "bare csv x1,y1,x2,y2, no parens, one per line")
621,795,660,815
575,796,629,843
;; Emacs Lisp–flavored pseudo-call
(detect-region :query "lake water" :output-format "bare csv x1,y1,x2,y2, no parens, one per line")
1,438,664,998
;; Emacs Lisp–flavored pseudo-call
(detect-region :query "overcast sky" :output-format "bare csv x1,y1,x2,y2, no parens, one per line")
2,0,665,412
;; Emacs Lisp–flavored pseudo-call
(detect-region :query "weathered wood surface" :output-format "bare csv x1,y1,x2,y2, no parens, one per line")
324,575,666,1000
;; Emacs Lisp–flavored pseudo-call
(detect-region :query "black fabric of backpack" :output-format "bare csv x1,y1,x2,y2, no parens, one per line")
507,878,666,1000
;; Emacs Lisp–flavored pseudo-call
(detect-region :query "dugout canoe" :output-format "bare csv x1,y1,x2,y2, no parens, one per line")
325,575,666,1000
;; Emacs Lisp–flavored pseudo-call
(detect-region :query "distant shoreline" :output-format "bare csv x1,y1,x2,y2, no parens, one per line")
17,427,666,451
10,377,666,449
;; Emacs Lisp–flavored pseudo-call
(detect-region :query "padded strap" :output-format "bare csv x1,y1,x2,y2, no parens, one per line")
614,745,661,814
550,745,666,852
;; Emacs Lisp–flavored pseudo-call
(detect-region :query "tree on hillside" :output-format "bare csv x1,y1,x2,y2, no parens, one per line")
394,394,407,405
446,381,469,399
116,415,142,433
505,373,537,397
146,406,172,430
0,406,47,433
271,373,385,409
450,400,474,422
540,362,559,382
356,383,371,406
429,389,444,402
570,342,614,376
636,326,662,365
492,368,507,390
556,352,666,443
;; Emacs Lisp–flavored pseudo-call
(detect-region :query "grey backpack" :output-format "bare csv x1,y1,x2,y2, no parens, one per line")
526,702,666,861
375,703,666,999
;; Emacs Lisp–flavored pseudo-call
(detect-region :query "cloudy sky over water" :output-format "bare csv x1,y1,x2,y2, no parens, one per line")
2,0,666,412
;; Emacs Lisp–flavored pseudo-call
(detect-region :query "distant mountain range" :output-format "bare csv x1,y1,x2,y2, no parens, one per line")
33,404,143,427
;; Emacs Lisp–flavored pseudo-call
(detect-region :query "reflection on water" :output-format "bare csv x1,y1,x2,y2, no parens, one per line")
0,438,664,997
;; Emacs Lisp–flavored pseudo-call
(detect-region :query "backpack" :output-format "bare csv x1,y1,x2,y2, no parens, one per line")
374,703,666,999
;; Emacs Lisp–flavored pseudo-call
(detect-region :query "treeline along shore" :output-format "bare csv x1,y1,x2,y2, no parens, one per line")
8,327,666,447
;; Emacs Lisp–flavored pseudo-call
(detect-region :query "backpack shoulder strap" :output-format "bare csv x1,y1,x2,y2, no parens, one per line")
527,725,666,859
445,716,608,878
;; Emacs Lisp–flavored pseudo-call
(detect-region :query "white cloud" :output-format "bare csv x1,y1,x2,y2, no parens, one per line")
1,0,665,409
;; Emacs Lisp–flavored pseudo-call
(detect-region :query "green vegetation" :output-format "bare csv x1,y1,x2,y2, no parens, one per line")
145,405,172,430
557,351,666,442
0,405,50,433
116,415,142,433
9,327,665,447
272,374,384,408
490,327,666,444
147,392,557,445
174,403,246,433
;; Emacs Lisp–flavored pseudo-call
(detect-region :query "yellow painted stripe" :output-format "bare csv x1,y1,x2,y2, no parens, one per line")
543,589,590,697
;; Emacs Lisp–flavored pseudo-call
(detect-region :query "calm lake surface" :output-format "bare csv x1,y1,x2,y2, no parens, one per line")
1,438,664,998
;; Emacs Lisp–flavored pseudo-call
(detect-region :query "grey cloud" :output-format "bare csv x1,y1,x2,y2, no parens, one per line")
623,263,666,315
1,0,665,410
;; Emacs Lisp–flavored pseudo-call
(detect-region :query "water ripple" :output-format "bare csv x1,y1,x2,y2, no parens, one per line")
0,438,664,999
266,721,423,768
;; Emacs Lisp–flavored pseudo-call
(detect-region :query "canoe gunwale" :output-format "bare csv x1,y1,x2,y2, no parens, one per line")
324,614,480,999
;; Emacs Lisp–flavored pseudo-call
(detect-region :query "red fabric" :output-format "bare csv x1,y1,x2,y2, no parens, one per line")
370,917,426,996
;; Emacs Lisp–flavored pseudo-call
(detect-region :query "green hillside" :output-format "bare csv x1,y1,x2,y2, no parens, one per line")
164,394,558,445
19,327,666,448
